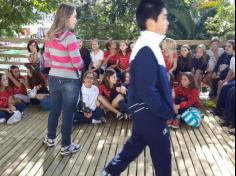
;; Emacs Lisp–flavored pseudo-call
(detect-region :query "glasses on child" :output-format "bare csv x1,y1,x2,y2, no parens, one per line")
86,76,94,80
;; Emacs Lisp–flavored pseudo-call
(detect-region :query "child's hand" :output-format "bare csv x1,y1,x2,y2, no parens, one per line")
174,105,180,114
84,112,93,119
120,86,127,95
34,85,42,90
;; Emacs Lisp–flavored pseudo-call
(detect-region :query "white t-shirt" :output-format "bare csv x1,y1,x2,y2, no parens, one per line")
207,48,224,72
230,56,235,74
81,84,99,111
90,50,104,68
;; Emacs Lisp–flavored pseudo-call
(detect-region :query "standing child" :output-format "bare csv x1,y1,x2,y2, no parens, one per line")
0,73,23,124
192,44,209,88
168,72,200,128
162,38,178,76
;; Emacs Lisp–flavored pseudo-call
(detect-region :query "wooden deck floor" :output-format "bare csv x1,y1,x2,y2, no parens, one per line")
0,107,235,176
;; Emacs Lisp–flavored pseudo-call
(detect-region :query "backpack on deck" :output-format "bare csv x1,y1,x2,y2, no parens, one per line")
181,107,204,127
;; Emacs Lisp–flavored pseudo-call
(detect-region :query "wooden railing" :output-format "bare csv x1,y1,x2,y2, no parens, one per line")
0,38,226,73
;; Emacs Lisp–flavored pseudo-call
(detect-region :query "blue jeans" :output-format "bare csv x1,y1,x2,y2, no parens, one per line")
47,76,80,147
217,81,235,110
16,103,27,112
224,87,235,123
0,111,9,119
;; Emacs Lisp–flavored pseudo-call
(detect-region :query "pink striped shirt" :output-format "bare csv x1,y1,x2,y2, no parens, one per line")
44,31,84,79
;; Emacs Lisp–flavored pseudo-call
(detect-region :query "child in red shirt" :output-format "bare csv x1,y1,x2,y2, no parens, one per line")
98,69,124,120
0,73,20,123
103,40,118,68
168,72,200,128
116,41,131,72
7,65,27,95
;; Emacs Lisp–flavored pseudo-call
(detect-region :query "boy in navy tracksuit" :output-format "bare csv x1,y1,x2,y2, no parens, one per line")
101,0,175,176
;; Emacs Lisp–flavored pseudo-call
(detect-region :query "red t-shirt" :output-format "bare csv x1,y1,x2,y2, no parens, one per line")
174,86,200,109
99,84,112,100
117,52,131,70
163,52,177,72
0,89,13,108
104,51,118,66
10,76,27,95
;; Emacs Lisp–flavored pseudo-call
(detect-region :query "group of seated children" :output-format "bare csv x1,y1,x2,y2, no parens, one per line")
0,63,50,125
1,37,234,133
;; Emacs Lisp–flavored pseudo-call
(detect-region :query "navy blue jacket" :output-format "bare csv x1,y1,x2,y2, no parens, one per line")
213,52,233,73
128,46,175,121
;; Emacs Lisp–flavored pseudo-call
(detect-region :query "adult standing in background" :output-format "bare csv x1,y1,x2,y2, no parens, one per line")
101,0,175,175
43,4,84,156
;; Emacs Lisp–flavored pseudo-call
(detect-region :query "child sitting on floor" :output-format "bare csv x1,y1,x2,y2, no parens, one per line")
0,73,24,124
168,72,201,128
98,69,125,120
74,71,105,124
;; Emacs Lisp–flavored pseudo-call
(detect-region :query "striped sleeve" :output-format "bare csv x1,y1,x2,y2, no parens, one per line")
44,41,52,67
67,34,84,70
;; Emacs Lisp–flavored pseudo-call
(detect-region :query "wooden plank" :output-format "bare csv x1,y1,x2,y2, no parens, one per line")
127,120,137,176
77,124,106,176
176,127,197,176
0,54,28,58
0,46,27,50
198,123,233,176
187,129,215,176
0,38,44,43
170,130,188,176
85,119,114,176
181,127,206,176
93,118,118,176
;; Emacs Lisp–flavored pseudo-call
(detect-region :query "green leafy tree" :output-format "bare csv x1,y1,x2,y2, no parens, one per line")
204,1,235,39
0,0,61,36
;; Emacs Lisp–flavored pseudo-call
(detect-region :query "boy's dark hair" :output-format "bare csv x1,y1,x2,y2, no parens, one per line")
27,40,40,53
181,72,197,90
136,0,165,31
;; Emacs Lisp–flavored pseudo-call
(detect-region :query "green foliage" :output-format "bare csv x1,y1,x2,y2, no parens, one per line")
204,1,235,39
0,0,60,36
76,0,138,40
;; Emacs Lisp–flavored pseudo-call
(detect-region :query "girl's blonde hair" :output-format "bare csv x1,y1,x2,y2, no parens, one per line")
162,38,177,64
46,4,75,40
196,44,208,64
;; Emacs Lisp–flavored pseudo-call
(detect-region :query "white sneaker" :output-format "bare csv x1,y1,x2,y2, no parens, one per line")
92,119,102,124
7,111,22,125
0,118,6,124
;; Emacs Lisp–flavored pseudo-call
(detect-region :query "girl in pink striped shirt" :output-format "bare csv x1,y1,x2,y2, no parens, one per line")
43,4,83,156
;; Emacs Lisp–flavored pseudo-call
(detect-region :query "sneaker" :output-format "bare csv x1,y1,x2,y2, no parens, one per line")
220,121,230,127
43,136,56,147
101,117,107,123
100,170,110,176
7,111,22,125
92,119,102,124
0,118,6,124
229,128,235,135
60,143,81,156
116,112,124,120
167,120,173,128
171,119,180,129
